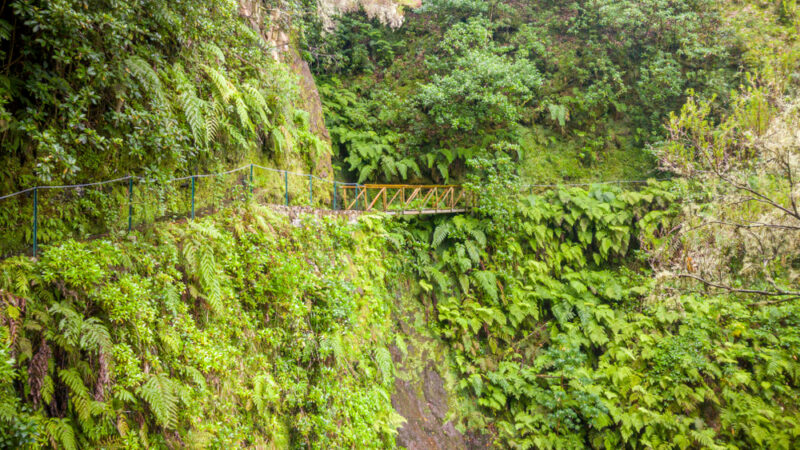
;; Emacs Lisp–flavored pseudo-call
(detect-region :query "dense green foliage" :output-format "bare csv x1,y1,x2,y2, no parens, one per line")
0,0,332,255
2,0,800,448
309,0,749,183
390,182,800,448
0,206,401,448
0,0,324,187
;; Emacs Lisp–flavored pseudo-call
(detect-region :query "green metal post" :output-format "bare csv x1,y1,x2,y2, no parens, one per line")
32,187,38,257
127,176,133,232
190,175,196,220
284,171,289,206
333,182,338,210
308,174,313,205
249,164,254,199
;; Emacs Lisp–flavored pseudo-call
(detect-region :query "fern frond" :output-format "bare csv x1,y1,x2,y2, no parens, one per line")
465,240,481,264
79,318,112,354
126,56,167,107
202,65,236,101
474,271,498,301
234,95,252,130
381,155,397,180
432,223,451,249
59,368,90,399
374,347,394,384
205,100,221,143
179,90,207,147
47,418,77,450
136,374,178,429
271,128,287,158
242,82,271,128
201,43,226,64
469,228,487,248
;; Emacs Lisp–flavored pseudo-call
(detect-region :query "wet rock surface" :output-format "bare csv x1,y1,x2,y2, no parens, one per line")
391,359,492,449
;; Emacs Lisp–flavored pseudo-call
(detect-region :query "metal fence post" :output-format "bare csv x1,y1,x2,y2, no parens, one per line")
284,171,289,206
308,174,313,205
32,187,38,257
249,164,254,199
333,182,338,210
127,176,133,233
190,175,196,220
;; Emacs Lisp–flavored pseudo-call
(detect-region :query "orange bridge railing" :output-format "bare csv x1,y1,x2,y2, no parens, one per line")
338,184,474,215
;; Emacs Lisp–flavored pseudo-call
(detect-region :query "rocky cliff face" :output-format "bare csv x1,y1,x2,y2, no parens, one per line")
239,0,333,178
238,3,481,447
317,0,419,30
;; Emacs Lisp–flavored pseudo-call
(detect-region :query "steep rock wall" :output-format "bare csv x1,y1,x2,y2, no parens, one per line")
239,0,333,178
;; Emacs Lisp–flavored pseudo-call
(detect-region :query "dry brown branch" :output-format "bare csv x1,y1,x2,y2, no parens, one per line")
678,273,800,307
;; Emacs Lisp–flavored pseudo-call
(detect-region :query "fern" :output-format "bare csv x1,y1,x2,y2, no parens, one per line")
79,318,112,354
474,271,498,301
432,223,451,249
234,95,252,130
374,347,394,384
201,42,226,64
206,98,225,144
242,82,271,128
465,240,481,264
137,374,178,429
126,56,167,107
183,225,225,315
180,91,207,147
468,228,487,248
203,65,236,101
59,368,89,398
47,418,77,450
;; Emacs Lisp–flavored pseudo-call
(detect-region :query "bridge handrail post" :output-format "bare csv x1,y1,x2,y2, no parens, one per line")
308,174,313,206
333,181,338,210
190,175,196,220
127,176,133,233
284,170,289,206
32,187,38,257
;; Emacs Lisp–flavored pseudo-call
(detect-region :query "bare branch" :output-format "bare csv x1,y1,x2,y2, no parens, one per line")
719,172,800,221
704,220,800,231
748,297,800,307
678,273,800,301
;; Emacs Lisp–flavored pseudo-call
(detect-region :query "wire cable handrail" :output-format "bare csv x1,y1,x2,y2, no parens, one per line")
0,161,674,258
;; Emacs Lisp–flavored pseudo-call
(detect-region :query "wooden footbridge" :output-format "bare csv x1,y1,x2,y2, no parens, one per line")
338,184,474,215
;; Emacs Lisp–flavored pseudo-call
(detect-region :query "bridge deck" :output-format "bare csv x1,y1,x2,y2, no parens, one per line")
384,208,467,216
